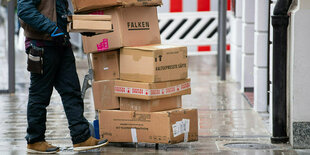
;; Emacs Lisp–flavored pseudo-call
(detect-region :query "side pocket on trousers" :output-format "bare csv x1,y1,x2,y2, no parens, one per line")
27,45,44,74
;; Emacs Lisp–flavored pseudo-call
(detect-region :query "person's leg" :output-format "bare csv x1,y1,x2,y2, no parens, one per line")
26,46,60,144
53,45,90,145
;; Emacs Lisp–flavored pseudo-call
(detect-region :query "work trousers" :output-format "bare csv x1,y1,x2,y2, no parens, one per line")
25,45,90,144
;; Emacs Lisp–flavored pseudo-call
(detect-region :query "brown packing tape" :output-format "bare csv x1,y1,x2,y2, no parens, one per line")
120,73,155,82
121,49,153,62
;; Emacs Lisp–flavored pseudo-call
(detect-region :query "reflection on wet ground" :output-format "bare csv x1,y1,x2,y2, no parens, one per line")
0,52,309,154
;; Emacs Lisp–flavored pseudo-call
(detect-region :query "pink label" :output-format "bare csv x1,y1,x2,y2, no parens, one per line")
97,39,109,51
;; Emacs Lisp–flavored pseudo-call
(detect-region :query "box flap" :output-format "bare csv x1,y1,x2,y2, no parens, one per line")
69,20,113,33
72,15,112,21
72,0,122,13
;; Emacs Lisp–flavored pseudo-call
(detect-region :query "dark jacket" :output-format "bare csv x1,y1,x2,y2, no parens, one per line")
17,0,70,41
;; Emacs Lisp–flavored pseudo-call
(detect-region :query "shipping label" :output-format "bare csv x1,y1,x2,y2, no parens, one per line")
172,119,190,137
114,82,190,96
184,132,189,142
131,128,138,142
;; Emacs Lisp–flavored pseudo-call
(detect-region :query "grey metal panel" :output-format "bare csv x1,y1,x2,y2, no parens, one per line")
157,0,170,13
183,0,197,12
211,0,219,11
219,0,227,80
8,0,15,93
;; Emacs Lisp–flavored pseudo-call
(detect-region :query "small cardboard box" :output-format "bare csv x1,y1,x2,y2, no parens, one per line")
92,80,120,110
120,96,182,112
120,44,188,83
92,51,120,81
99,109,198,144
82,7,161,53
72,0,162,13
114,79,191,100
67,15,112,33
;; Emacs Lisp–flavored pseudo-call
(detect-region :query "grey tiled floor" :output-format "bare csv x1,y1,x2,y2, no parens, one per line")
0,43,309,154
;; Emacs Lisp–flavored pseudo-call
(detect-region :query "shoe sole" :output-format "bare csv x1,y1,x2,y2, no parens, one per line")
73,141,109,152
27,149,59,154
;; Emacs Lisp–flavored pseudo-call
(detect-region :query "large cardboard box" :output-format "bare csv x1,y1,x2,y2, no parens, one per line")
92,51,120,81
99,109,198,144
120,96,182,112
72,0,162,13
114,79,191,100
82,7,161,53
120,44,188,83
67,15,112,33
92,80,120,110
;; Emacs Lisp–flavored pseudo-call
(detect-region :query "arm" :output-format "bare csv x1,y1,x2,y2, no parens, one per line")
17,0,57,34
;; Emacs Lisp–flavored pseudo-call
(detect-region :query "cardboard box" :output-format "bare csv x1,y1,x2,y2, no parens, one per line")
115,79,191,100
92,80,120,110
120,96,182,112
120,44,188,83
99,109,198,144
82,7,161,53
72,0,162,13
92,51,120,81
67,15,112,33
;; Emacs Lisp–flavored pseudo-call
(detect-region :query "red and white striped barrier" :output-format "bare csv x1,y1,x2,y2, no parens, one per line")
158,0,231,13
158,0,231,55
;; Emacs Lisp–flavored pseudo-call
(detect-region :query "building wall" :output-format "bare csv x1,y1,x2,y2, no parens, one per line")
241,0,255,91
289,0,310,148
269,0,277,135
230,0,242,83
254,0,269,112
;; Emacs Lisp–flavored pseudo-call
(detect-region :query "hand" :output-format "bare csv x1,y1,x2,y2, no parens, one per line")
51,27,70,46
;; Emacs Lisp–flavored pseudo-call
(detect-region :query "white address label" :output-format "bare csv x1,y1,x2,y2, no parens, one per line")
172,119,190,137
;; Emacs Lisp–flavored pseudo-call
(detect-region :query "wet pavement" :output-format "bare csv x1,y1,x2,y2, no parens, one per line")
0,35,310,154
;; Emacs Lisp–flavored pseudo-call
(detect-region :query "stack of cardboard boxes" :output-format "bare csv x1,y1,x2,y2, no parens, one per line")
70,0,198,144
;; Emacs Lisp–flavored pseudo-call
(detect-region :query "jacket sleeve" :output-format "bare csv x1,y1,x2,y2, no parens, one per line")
17,0,57,34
